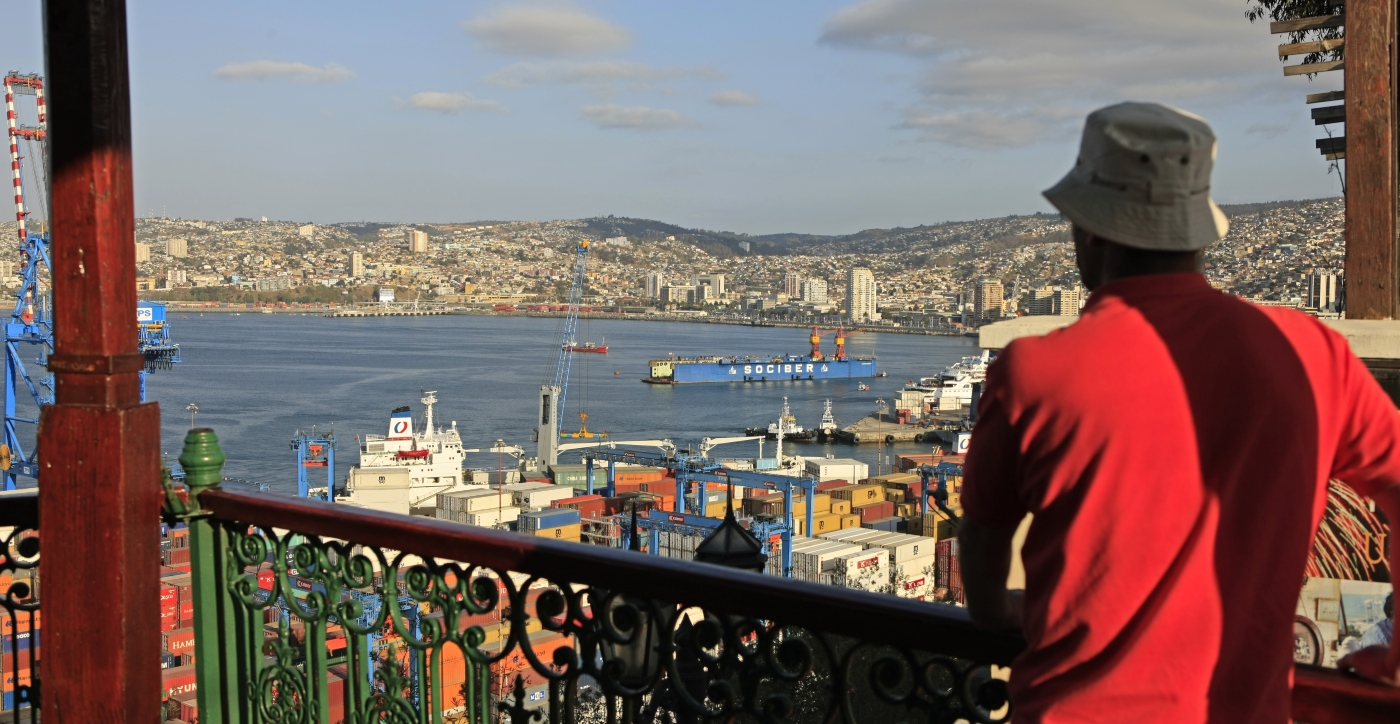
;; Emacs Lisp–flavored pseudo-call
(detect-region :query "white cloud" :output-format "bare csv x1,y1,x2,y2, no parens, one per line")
214,60,353,82
822,0,1290,148
483,61,721,98
709,90,760,107
464,6,629,57
579,104,692,131
401,92,508,114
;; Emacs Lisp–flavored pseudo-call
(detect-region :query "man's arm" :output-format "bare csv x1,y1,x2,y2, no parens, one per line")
959,518,1022,630
1338,482,1400,685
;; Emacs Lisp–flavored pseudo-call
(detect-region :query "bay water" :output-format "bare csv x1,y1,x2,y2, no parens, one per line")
144,314,978,494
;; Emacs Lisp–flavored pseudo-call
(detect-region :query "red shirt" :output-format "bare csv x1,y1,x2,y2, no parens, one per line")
962,273,1400,723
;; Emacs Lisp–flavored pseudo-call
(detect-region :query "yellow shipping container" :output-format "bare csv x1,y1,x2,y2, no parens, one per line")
534,523,582,541
811,513,843,534
906,515,924,535
705,502,728,518
812,494,832,514
896,503,917,518
830,499,852,515
839,514,862,529
829,484,883,505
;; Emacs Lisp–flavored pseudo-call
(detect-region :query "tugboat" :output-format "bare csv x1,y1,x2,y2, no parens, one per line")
744,397,815,441
816,399,839,443
857,382,871,391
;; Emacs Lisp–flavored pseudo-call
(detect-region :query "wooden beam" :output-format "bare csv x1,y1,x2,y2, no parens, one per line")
1308,90,1347,103
1279,37,1346,57
1313,104,1346,124
1271,15,1346,34
1285,59,1345,76
1327,152,1347,160
38,0,162,722
1344,0,1398,318
1317,136,1347,154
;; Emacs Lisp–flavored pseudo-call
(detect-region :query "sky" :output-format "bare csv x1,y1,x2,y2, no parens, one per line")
3,1,1345,235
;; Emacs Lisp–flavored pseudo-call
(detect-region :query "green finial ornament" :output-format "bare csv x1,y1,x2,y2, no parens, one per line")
179,427,226,494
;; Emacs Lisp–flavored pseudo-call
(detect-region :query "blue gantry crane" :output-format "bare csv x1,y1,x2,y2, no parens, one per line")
0,72,181,489
534,239,603,472
290,427,336,500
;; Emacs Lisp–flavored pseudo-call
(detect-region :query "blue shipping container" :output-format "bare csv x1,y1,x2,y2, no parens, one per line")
2,630,39,653
519,508,580,531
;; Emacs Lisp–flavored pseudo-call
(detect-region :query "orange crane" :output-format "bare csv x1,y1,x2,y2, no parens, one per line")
809,326,839,359
833,327,866,359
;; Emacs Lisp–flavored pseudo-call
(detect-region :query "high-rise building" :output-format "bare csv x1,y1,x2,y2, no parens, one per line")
298,224,315,239
695,273,725,298
973,278,1004,322
350,252,365,277
645,272,664,298
1051,287,1081,316
406,230,429,253
166,269,187,285
1306,272,1340,312
800,278,828,304
134,242,150,263
1027,287,1055,315
846,268,877,323
784,272,801,298
166,238,188,258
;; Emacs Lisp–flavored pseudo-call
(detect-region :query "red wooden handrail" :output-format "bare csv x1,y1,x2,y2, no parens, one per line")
200,485,1026,664
198,486,1400,719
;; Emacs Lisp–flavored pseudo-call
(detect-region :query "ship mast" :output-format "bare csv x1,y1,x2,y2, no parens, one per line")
422,390,437,438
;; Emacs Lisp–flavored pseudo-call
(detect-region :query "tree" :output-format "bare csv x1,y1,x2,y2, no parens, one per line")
1245,0,1343,65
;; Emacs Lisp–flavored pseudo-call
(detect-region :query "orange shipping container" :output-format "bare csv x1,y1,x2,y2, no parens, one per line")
164,628,196,655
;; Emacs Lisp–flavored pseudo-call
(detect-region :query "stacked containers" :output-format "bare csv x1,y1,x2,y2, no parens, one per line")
437,489,519,527
860,532,938,600
935,538,963,603
791,539,864,583
854,500,895,524
824,548,889,593
516,485,579,511
519,509,582,541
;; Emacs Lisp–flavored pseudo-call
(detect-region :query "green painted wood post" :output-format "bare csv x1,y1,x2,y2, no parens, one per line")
183,428,231,724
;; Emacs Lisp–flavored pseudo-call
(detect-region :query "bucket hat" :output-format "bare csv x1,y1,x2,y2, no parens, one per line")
1044,102,1229,251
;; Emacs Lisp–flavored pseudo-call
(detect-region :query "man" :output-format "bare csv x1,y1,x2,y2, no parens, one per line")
1359,594,1395,649
958,102,1400,723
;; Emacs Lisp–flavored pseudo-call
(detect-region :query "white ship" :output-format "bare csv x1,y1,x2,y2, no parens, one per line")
342,391,497,516
902,350,992,408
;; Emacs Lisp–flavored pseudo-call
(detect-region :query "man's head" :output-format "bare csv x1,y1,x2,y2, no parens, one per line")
1047,103,1228,290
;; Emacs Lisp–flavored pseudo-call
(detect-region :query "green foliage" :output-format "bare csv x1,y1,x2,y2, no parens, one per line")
1245,0,1344,64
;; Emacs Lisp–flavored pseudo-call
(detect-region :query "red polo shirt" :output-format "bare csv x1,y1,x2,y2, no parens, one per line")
962,273,1400,723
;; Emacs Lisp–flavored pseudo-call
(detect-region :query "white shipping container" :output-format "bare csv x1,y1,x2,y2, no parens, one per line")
466,506,521,527
520,486,578,508
817,528,886,545
860,532,934,565
438,489,506,514
826,548,890,593
794,542,863,583
890,552,937,592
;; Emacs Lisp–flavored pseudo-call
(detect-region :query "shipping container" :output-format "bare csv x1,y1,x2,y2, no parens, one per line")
935,538,963,603
465,506,521,528
533,523,582,541
519,508,581,532
519,485,579,509
854,500,896,523
810,513,843,535
863,516,906,533
164,628,196,655
824,548,890,593
828,484,884,505
858,532,935,565
891,553,938,599
792,542,864,583
817,528,885,545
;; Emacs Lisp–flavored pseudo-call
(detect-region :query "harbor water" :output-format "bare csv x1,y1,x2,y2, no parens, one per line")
144,314,979,494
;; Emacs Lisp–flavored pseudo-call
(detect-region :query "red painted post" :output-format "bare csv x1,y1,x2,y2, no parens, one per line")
37,1,162,722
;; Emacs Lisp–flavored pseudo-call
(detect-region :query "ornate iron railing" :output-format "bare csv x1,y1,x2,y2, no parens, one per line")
169,430,1400,724
0,489,38,723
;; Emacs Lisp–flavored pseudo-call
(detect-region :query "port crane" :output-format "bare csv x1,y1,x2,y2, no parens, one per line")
535,239,604,472
1,72,181,490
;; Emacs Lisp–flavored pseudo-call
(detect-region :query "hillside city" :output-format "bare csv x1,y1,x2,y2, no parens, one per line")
2,197,1344,328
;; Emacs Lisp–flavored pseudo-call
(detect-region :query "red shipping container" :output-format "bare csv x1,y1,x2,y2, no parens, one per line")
164,628,196,655
173,691,198,722
159,565,184,578
816,480,849,491
169,548,191,565
162,663,198,698
854,501,895,523
160,584,178,607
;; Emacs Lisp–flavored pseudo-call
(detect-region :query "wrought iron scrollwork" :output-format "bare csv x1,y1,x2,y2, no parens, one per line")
213,520,1010,724
1,490,40,722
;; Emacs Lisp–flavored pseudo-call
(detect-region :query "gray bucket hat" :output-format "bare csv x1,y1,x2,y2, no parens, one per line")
1044,102,1229,251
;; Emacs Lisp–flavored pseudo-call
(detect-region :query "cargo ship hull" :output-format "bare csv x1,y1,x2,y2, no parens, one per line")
646,356,877,384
